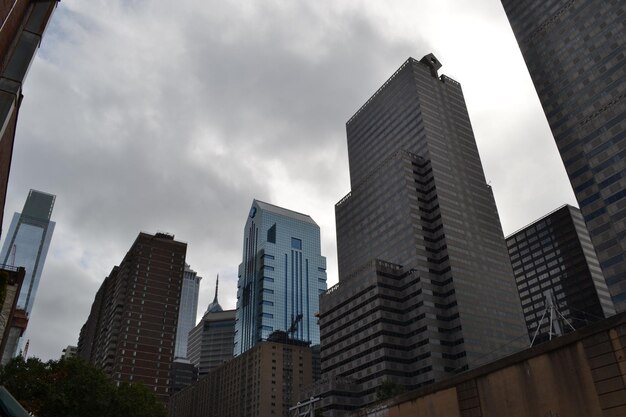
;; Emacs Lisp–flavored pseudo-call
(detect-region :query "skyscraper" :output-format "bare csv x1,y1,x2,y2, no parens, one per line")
77,232,186,402
500,0,626,310
0,1,58,238
187,276,236,375
234,200,327,356
174,264,201,359
315,55,527,415
506,205,615,344
0,189,55,356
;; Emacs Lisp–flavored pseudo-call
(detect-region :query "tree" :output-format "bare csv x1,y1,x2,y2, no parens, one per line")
0,356,166,417
376,379,406,401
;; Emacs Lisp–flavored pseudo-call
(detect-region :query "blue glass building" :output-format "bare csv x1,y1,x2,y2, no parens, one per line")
174,264,201,359
234,200,327,356
0,189,55,316
0,189,55,357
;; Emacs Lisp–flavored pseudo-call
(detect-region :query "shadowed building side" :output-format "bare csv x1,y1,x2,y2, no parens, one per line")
0,0,59,238
501,0,626,311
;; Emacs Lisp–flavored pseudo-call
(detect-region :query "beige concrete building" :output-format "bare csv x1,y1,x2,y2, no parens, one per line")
169,339,312,417
342,311,626,417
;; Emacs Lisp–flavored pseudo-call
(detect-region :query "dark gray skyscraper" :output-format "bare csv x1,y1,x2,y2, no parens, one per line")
500,0,626,311
506,205,615,344
315,55,528,415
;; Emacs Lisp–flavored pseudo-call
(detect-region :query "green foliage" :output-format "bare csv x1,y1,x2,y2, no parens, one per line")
0,356,166,417
376,379,406,401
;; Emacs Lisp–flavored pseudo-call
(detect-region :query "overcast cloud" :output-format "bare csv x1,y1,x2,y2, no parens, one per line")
2,0,576,360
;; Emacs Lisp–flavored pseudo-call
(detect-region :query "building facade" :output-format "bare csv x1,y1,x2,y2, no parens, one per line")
174,264,201,359
0,189,55,356
507,205,615,344
0,265,26,365
77,232,187,402
234,200,327,356
0,0,58,238
317,55,527,415
169,340,313,417
60,345,77,360
187,277,235,376
501,0,626,310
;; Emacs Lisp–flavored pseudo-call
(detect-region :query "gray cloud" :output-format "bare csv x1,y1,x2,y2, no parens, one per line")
3,0,575,360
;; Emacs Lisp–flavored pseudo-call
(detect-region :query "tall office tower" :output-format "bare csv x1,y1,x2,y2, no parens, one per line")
500,0,626,310
77,232,187,403
0,189,55,356
169,340,313,417
317,55,527,415
174,264,201,359
187,277,236,375
0,190,55,316
234,200,327,356
0,0,58,238
507,205,615,344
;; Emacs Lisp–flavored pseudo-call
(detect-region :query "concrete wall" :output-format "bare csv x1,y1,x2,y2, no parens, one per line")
347,312,626,417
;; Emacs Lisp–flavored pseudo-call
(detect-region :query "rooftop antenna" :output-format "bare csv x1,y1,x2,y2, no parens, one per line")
213,274,219,302
530,290,575,347
290,396,320,417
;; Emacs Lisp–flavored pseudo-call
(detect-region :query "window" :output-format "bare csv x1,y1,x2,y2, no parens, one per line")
267,224,276,243
291,238,302,250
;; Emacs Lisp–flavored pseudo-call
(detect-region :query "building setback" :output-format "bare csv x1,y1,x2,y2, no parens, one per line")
0,0,58,238
187,277,235,376
77,232,187,403
0,189,55,357
316,55,528,415
507,204,615,344
500,0,626,310
234,200,327,356
168,340,313,417
174,264,201,359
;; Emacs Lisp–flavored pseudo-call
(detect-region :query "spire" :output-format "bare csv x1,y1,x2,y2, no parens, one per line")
213,274,219,303
204,274,223,315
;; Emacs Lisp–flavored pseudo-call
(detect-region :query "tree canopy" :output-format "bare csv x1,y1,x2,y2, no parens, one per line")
0,356,166,417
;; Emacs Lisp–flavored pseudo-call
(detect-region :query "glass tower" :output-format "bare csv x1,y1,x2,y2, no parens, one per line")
0,189,55,317
0,189,55,357
234,200,327,356
174,264,201,359
500,0,626,311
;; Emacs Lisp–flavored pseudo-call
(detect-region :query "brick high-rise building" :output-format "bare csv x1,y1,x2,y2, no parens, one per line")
506,205,615,344
315,55,527,415
77,232,187,402
500,0,626,310
0,0,58,238
169,339,313,417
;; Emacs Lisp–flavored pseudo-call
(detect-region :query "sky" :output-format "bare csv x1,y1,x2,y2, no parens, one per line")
2,0,577,361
